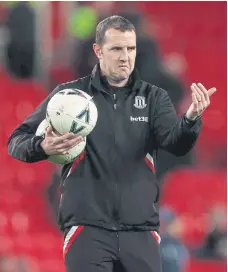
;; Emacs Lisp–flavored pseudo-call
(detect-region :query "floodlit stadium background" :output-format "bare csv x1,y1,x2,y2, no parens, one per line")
0,2,226,272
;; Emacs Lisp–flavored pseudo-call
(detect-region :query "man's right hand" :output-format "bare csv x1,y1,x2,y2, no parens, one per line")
40,126,83,156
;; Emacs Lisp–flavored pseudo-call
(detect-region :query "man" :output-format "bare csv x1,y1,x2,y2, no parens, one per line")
8,16,216,272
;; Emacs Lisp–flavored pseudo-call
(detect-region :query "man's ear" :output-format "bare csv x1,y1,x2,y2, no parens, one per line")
93,43,102,59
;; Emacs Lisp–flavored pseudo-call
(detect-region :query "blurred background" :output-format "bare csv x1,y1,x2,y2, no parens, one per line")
0,1,226,272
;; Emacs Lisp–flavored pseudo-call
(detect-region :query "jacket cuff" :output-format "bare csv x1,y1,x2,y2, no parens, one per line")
182,114,202,132
184,114,201,125
32,136,49,160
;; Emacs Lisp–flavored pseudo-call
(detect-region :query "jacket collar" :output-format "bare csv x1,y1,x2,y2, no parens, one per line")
90,64,142,92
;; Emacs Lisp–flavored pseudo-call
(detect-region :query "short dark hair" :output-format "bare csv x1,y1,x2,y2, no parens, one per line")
95,15,136,45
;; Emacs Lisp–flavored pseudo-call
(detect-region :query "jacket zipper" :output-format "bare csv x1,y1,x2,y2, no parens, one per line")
112,93,119,225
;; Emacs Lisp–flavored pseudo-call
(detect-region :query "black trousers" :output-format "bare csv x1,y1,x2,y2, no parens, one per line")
63,225,162,272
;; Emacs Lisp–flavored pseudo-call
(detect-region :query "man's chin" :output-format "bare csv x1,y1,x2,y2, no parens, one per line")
107,72,130,84
115,73,130,82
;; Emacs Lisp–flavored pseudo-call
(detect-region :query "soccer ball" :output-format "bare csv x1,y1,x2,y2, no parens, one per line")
36,119,86,165
46,89,98,137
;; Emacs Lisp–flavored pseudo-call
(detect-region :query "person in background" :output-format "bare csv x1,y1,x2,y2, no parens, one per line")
159,207,190,272
193,205,227,261
0,255,38,272
5,2,35,78
70,2,116,79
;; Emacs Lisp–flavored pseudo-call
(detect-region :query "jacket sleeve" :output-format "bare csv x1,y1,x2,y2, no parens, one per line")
8,85,61,163
152,88,202,156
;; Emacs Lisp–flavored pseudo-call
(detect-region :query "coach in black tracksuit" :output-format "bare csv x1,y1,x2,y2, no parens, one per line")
8,16,216,272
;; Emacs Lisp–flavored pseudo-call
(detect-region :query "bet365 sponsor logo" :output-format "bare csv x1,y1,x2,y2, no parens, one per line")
130,116,148,122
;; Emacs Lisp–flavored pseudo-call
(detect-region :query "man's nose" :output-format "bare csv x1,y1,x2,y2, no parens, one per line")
119,49,128,61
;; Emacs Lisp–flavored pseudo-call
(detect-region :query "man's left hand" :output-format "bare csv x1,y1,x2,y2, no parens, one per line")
185,83,216,121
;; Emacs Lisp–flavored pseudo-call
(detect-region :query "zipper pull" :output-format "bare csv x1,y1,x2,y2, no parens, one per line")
113,94,117,110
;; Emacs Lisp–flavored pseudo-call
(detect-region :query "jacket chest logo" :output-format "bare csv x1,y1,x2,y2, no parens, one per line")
133,96,147,109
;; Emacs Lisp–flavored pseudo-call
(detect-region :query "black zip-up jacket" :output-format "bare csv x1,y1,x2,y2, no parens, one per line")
8,65,202,232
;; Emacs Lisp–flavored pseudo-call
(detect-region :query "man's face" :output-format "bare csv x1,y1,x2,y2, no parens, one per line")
94,28,136,83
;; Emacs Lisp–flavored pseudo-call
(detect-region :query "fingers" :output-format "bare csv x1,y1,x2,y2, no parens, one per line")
51,137,84,155
54,136,83,154
191,83,216,111
191,84,202,102
208,87,217,96
43,124,84,155
197,83,210,105
45,126,54,137
191,92,199,113
191,83,207,110
190,84,203,113
45,125,61,137
192,92,198,107
54,132,77,144
188,82,216,119
57,136,83,149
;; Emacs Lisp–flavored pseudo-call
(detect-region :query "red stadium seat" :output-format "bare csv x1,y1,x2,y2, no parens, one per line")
161,168,226,213
161,168,226,246
188,258,226,272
